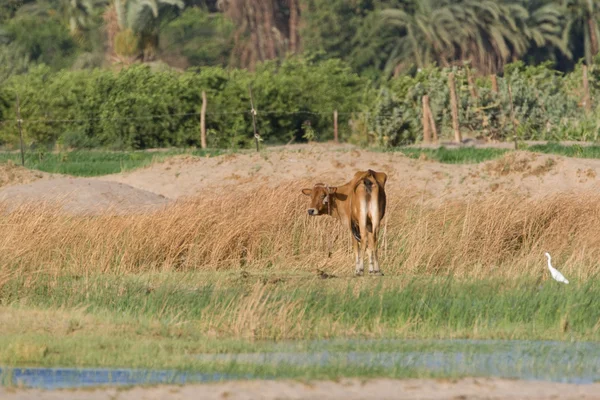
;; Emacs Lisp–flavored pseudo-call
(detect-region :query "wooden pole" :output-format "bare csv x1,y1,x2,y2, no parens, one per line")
248,85,260,152
289,0,298,53
491,74,498,93
448,72,462,143
466,68,478,99
583,64,592,113
16,94,25,167
427,99,438,142
507,84,518,150
422,95,431,144
200,90,207,149
333,110,338,143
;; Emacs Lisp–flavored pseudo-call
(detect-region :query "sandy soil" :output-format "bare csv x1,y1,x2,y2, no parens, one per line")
98,144,600,203
0,161,49,189
0,177,169,215
2,378,600,400
2,143,600,214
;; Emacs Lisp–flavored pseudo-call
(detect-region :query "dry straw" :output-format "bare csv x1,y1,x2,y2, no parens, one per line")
1,180,600,280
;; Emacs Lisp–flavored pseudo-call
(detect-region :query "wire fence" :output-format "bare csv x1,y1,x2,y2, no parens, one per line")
0,109,383,126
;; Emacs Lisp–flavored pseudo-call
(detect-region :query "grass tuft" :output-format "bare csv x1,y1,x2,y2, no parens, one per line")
0,149,224,177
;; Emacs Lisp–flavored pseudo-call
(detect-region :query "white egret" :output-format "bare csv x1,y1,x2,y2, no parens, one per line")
544,252,569,284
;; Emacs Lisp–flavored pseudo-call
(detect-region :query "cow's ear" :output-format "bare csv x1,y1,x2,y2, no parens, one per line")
328,186,337,194
373,172,387,187
301,188,312,196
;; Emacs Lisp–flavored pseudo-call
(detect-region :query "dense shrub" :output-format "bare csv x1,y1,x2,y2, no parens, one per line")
0,57,368,149
363,61,596,146
1,57,600,150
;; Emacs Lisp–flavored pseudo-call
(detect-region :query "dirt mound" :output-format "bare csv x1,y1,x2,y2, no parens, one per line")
98,146,472,200
98,145,600,204
0,161,47,188
482,151,557,177
0,177,170,215
3,144,600,215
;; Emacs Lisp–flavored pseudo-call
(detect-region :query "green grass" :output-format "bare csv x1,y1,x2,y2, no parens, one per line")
528,143,600,159
380,146,510,163
0,149,224,176
1,272,599,375
3,143,600,178
383,143,600,164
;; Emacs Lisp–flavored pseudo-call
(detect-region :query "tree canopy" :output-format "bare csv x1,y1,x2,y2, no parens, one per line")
1,0,600,79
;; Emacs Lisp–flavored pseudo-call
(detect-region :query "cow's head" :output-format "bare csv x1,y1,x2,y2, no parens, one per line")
301,184,337,216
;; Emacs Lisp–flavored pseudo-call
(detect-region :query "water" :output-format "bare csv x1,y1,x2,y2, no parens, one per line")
2,339,600,389
196,339,600,384
0,367,249,390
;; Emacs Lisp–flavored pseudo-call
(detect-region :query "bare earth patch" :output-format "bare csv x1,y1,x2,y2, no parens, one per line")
97,145,600,205
0,161,48,189
2,144,600,214
2,378,600,400
0,177,169,215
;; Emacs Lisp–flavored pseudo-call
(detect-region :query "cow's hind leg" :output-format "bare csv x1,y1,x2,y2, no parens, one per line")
358,218,369,277
367,228,383,276
352,236,363,276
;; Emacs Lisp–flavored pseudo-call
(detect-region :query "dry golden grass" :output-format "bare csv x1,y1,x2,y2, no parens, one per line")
1,179,600,280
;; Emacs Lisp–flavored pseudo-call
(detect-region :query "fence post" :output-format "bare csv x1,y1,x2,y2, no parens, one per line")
507,84,518,150
448,72,462,143
248,85,260,152
333,110,339,143
200,90,207,149
422,95,431,144
466,68,478,99
426,98,438,143
583,65,592,113
16,94,25,167
490,74,498,93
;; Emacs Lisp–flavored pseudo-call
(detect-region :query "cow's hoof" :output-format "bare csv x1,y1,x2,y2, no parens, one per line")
369,270,384,276
355,270,364,277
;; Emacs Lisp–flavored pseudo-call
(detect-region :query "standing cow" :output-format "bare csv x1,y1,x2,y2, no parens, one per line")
302,169,387,276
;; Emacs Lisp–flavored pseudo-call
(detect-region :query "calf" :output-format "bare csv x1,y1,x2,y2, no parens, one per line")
302,169,387,276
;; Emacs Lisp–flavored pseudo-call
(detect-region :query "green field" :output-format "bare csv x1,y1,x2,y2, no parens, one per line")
0,149,224,176
1,272,598,377
389,143,600,164
2,143,600,178
384,146,510,163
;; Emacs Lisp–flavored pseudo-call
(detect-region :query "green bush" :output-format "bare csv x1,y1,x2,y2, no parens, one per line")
364,61,591,145
0,57,369,150
2,56,600,150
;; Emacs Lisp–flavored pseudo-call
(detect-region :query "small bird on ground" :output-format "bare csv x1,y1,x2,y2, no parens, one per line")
544,252,569,284
316,268,335,279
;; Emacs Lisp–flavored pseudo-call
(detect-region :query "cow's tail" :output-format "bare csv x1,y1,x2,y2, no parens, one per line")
354,170,383,235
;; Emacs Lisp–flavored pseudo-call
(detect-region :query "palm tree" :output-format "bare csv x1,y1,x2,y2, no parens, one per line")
105,0,185,63
65,0,109,38
381,0,570,75
519,0,572,65
564,0,600,65
217,0,298,70
380,0,452,71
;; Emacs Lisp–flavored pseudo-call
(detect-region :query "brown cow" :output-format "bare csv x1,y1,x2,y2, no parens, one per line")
302,169,387,276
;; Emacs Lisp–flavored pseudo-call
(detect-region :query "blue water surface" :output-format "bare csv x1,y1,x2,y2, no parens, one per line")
2,339,600,389
0,367,248,390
